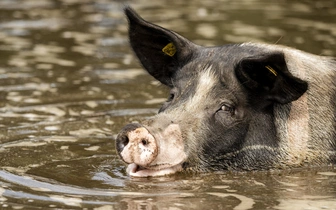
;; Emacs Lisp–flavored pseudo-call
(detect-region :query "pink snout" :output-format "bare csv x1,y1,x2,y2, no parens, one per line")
116,123,158,167
116,122,186,177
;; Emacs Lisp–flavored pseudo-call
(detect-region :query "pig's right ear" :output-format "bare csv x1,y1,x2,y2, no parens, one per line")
235,52,308,105
125,7,196,87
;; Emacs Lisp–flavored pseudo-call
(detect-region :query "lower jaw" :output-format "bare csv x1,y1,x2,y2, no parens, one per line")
126,163,183,177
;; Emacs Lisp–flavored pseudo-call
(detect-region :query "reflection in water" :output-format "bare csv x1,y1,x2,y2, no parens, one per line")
0,0,335,209
1,168,336,209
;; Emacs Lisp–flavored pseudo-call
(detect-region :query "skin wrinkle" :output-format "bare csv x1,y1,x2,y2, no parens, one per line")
215,145,280,162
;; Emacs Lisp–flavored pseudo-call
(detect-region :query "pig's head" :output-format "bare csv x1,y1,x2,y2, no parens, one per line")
116,7,308,177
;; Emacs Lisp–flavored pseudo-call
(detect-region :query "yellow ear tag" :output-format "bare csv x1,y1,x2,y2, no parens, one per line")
162,42,176,57
265,65,278,76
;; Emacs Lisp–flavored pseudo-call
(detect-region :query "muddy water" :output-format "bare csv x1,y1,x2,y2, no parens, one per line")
0,0,335,209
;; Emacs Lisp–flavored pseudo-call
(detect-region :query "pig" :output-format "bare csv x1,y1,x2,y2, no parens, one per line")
116,7,336,177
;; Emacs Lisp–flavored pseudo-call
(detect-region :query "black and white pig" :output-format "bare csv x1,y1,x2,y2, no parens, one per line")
116,7,336,177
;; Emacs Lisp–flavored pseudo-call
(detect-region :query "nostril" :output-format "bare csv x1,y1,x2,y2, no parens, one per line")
116,123,143,154
121,135,129,147
116,134,129,153
116,124,158,166
141,139,148,146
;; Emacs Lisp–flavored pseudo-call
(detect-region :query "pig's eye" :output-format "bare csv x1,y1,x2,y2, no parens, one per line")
167,92,175,102
159,92,175,113
168,93,174,101
220,104,235,115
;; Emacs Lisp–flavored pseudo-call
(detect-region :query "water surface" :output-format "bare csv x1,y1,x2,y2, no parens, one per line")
0,0,335,209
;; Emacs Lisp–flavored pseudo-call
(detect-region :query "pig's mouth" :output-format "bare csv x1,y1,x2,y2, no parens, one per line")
126,163,184,177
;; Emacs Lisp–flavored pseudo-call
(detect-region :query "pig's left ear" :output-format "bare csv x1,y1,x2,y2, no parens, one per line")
125,7,197,87
235,53,308,104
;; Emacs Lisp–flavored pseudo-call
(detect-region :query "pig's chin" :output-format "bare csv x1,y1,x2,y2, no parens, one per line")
126,163,183,177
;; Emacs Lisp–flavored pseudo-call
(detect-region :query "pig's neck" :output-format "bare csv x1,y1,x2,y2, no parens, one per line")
274,93,316,167
285,93,310,165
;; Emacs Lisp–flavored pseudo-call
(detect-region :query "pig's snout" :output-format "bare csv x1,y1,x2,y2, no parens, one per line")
116,123,158,167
